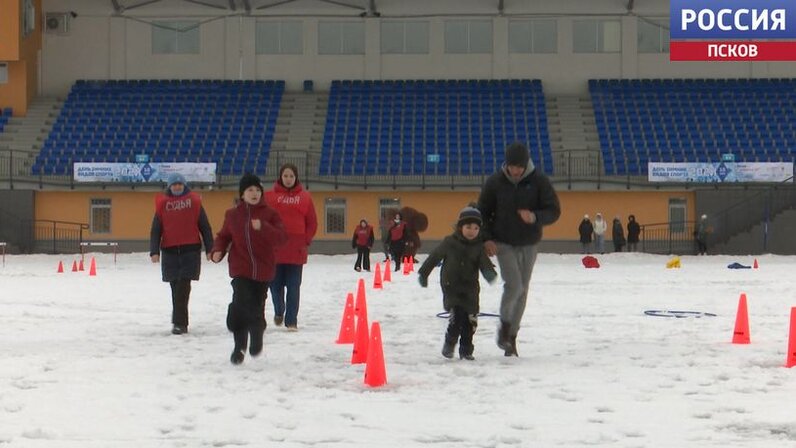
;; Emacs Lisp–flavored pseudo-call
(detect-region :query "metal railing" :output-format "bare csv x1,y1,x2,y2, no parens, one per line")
30,220,88,254
639,221,697,255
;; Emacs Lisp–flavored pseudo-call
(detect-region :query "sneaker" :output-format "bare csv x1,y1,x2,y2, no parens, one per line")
441,341,455,359
274,316,284,326
230,351,244,365
286,325,298,332
171,325,187,335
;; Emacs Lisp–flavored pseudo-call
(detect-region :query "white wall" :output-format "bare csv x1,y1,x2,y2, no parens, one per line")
41,0,796,96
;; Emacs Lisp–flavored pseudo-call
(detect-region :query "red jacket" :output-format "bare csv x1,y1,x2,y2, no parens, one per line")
352,224,375,248
264,181,317,265
212,198,287,282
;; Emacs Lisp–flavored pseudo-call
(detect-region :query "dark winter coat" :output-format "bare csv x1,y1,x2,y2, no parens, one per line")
578,219,594,243
149,186,213,282
477,161,561,247
627,220,641,244
612,219,626,246
417,231,497,315
212,198,287,282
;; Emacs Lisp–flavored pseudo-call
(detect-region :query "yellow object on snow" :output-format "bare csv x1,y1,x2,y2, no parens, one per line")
666,256,681,269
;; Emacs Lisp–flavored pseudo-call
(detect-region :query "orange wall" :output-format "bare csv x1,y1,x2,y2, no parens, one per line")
0,0,41,116
34,189,696,242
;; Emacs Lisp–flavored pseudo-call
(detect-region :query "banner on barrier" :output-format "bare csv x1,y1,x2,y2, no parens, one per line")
74,163,216,183
648,162,793,183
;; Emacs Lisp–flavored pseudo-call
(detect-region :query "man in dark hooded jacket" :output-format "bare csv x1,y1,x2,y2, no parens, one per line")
477,142,561,357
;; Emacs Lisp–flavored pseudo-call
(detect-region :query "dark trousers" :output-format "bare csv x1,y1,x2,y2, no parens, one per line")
390,241,404,271
170,279,192,327
445,306,477,357
355,247,371,271
270,264,303,327
697,239,707,255
228,277,268,351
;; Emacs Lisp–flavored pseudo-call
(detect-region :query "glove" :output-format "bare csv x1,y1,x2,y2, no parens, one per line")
418,276,428,288
484,270,498,285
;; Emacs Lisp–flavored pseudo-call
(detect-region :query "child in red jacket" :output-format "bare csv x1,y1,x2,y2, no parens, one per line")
211,174,287,365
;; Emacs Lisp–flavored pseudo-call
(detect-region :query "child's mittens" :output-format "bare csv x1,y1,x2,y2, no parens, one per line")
484,270,498,285
418,275,428,288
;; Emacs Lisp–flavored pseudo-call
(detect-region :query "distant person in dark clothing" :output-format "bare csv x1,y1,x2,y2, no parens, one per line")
477,142,561,357
352,219,375,272
388,213,407,271
612,216,626,252
626,215,641,252
695,214,709,255
578,214,593,254
149,173,214,335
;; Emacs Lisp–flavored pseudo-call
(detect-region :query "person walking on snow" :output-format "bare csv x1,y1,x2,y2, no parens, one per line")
264,163,318,331
477,142,561,357
352,219,375,272
149,173,214,335
211,174,286,365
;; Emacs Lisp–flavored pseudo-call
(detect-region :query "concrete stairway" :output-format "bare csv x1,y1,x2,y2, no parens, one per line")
0,97,63,176
545,95,602,178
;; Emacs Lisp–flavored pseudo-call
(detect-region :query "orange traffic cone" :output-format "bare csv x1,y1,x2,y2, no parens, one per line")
732,293,750,344
88,257,97,276
408,256,415,273
71,260,78,272
785,307,796,368
57,261,64,273
753,258,759,269
373,263,383,289
351,311,370,364
383,259,392,282
364,321,387,387
354,278,367,317
336,293,356,344
403,257,410,275
78,259,85,271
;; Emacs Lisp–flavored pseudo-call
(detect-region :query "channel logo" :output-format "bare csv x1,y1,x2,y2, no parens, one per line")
670,0,796,61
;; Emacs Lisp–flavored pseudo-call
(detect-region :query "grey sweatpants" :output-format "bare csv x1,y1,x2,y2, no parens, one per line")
495,243,538,336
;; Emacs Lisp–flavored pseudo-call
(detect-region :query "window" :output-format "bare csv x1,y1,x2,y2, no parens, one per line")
0,63,7,84
90,199,112,234
256,21,303,54
381,21,429,54
668,198,687,233
152,21,200,54
325,198,346,234
378,198,400,238
573,19,621,53
318,22,365,55
444,20,493,54
637,19,670,53
23,0,36,36
509,20,557,54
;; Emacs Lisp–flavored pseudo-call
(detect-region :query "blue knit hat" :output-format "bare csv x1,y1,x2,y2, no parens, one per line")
457,206,482,227
167,173,186,188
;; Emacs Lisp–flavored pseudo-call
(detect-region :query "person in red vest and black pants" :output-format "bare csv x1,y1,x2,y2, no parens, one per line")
149,173,214,335
265,163,318,331
389,213,407,272
351,219,375,272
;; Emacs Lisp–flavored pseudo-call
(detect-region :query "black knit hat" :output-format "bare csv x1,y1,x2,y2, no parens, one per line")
238,173,263,197
505,142,530,167
457,206,482,228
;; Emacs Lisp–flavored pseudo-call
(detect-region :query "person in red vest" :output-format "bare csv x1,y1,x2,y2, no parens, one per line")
388,212,407,272
351,219,375,272
149,173,214,335
264,163,318,330
211,174,286,365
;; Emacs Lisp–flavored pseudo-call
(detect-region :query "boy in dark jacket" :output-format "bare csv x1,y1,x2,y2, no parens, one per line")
352,219,375,272
418,206,498,360
211,174,287,365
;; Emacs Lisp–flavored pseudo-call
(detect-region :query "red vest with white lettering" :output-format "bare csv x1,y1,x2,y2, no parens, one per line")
264,181,318,265
155,191,202,248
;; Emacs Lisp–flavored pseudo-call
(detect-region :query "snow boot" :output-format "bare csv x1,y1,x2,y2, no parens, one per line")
459,344,475,361
441,340,456,359
496,321,511,351
249,324,265,357
504,335,518,357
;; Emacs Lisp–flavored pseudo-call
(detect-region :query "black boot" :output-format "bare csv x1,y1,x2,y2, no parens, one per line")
249,323,265,357
459,344,475,361
441,340,455,359
497,321,511,351
504,335,518,357
231,330,248,365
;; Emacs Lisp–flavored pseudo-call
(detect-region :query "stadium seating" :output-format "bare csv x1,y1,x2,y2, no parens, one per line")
590,78,796,176
32,80,284,176
0,108,10,133
321,79,552,176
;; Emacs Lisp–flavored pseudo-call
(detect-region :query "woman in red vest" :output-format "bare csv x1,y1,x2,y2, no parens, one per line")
149,173,214,335
264,164,318,330
389,213,407,272
351,219,374,272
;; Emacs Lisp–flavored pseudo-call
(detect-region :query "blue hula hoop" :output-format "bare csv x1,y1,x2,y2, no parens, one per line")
436,311,501,319
644,310,717,318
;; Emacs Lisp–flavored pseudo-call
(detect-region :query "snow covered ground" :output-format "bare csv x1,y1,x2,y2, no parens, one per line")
2,252,795,447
